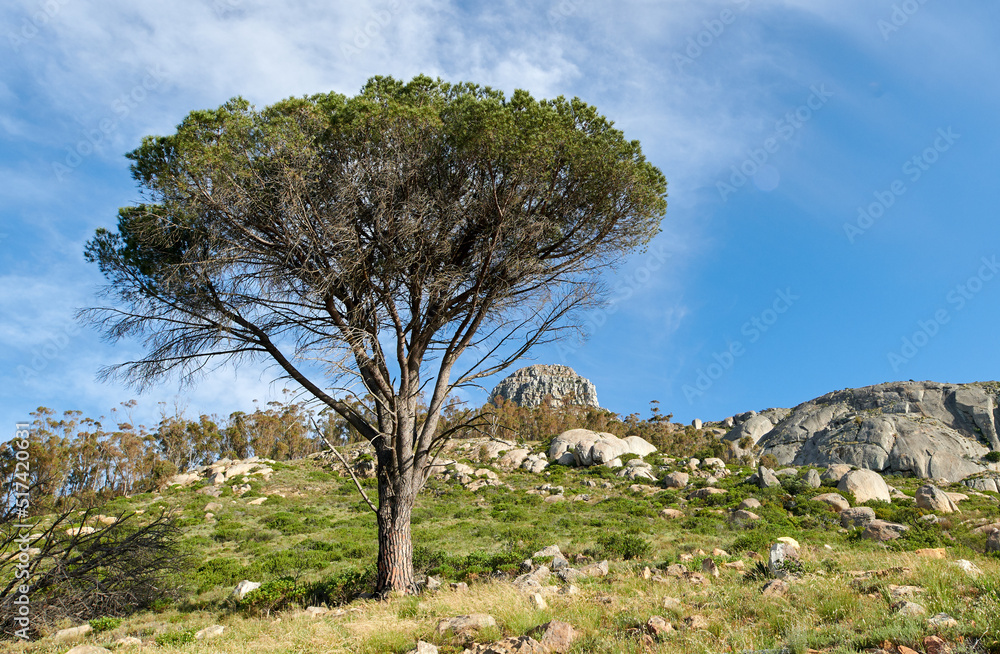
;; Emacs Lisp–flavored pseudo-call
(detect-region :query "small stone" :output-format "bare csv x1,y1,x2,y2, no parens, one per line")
661,597,682,612
659,508,685,519
923,635,950,654
927,612,959,628
915,548,947,559
436,613,497,636
580,560,609,577
701,557,719,578
641,566,652,580
407,641,438,654
954,559,982,577
895,601,927,617
195,625,225,640
247,497,268,505
63,646,111,654
529,592,547,610
711,548,729,557
54,625,93,643
425,575,441,590
450,582,468,591
115,637,142,647
898,646,920,654
646,615,673,636
684,614,709,630
536,620,577,653
761,578,788,597
730,509,760,522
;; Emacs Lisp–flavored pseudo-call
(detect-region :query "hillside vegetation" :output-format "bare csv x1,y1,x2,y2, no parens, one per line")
3,407,1000,654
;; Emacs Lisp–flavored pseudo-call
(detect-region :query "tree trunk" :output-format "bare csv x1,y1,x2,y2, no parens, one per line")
375,481,417,596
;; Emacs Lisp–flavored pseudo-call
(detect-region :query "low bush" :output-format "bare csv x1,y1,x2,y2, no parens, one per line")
592,533,650,560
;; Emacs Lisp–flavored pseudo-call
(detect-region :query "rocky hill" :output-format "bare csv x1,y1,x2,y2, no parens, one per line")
721,381,1000,484
489,364,599,408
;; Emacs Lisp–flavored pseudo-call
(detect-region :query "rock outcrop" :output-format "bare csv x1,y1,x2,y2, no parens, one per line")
548,429,656,468
731,381,999,481
489,365,599,408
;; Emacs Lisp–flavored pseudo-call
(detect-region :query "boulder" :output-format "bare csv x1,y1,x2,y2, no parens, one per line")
812,493,850,512
862,520,909,541
804,469,822,488
986,531,1000,553
497,448,530,471
54,625,93,642
730,509,760,522
821,464,853,483
535,621,577,653
232,579,261,601
521,455,549,474
738,498,762,510
840,506,876,528
723,414,776,457
749,466,781,489
758,382,992,480
662,472,689,489
915,485,960,513
659,508,685,519
688,487,726,499
761,578,789,597
436,614,497,636
837,469,890,503
489,365,599,408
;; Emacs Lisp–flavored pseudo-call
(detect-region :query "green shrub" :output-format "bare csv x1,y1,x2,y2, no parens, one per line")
193,558,246,593
593,533,650,560
89,616,123,633
264,512,310,535
238,577,308,614
308,567,374,606
985,451,1000,463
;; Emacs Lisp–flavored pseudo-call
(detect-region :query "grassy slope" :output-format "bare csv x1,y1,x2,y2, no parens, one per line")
9,437,1000,654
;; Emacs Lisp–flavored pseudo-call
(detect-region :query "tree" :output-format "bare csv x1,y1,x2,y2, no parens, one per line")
82,75,667,595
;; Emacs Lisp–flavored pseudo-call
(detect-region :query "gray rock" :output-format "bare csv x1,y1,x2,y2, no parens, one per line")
436,614,497,636
497,448,530,471
232,579,261,600
915,484,960,513
406,641,439,654
758,381,994,480
840,506,876,528
54,625,92,643
723,415,776,457
821,464,853,483
489,365,599,408
750,466,781,489
195,625,225,640
738,498,762,510
730,509,760,522
768,541,800,578
803,469,822,488
927,612,959,628
895,601,927,617
663,471,690,489
862,519,909,541
963,476,1000,492
838,469,890,503
987,531,1000,553
812,492,850,512
692,419,703,430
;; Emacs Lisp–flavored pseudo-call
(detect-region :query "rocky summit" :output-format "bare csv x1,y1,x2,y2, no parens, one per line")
489,365,599,408
724,381,1000,482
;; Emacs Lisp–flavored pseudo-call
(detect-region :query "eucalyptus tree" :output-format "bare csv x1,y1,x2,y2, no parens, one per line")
83,75,667,594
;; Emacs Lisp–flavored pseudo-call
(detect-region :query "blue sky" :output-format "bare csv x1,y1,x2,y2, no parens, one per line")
2,0,999,432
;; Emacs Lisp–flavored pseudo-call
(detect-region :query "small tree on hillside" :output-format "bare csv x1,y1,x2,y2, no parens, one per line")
82,75,667,595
